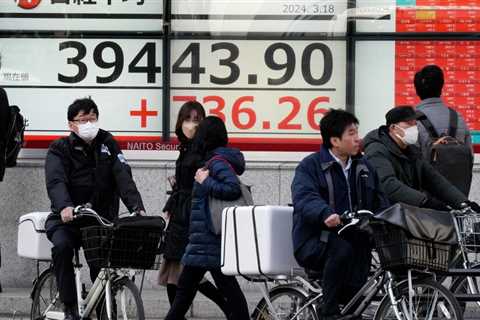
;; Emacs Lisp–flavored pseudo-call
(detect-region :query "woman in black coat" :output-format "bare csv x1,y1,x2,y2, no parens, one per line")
158,101,229,316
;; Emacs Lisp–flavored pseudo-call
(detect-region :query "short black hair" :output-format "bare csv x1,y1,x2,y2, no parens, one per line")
67,98,99,121
175,100,206,142
414,65,444,100
193,116,228,156
320,109,359,149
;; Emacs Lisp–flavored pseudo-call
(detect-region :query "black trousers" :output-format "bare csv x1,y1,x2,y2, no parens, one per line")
47,224,101,306
311,232,371,316
165,265,250,320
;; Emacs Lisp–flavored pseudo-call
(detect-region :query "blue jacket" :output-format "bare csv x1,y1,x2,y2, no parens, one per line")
291,147,389,268
182,147,245,268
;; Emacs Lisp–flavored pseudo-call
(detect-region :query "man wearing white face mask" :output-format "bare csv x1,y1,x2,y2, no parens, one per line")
44,98,146,320
363,106,477,212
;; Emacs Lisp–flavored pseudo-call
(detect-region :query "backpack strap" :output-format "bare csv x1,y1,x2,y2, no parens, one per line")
321,162,336,211
448,108,458,138
206,155,235,174
417,111,439,139
355,163,370,211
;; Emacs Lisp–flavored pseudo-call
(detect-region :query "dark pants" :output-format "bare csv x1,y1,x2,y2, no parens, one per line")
47,224,101,306
165,265,249,320
312,232,371,316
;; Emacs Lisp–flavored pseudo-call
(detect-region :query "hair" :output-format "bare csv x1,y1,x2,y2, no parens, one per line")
414,65,444,100
193,116,228,157
175,100,206,142
67,97,99,121
320,109,359,149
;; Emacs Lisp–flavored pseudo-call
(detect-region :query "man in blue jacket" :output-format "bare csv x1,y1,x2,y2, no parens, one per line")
291,109,389,320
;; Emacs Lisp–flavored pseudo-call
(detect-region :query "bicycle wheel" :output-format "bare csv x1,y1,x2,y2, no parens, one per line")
252,286,318,320
99,277,144,320
374,278,462,320
450,264,480,318
30,268,62,320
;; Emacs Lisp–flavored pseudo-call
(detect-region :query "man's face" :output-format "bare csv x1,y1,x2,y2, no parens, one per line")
391,119,417,138
68,110,98,135
331,123,361,156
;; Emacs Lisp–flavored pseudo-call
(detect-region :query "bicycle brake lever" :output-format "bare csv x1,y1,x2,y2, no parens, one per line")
338,218,359,235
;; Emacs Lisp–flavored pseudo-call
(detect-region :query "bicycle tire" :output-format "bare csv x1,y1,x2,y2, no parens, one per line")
30,268,61,320
99,277,145,320
374,278,463,320
252,286,319,320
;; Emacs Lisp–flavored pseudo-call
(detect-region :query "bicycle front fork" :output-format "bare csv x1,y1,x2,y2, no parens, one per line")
386,272,412,320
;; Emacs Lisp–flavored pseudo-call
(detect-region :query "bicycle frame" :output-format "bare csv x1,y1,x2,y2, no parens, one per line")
450,209,480,304
43,249,134,320
43,206,134,320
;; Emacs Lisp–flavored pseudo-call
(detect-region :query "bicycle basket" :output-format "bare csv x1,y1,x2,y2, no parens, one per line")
82,225,163,270
371,221,453,272
454,213,480,253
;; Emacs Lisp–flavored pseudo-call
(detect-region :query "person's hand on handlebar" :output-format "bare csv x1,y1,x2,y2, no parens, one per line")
61,206,75,223
324,213,342,228
464,200,480,213
132,209,146,216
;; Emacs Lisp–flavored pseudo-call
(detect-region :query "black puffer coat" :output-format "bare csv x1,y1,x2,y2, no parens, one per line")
45,130,145,232
162,140,202,260
0,88,10,181
363,126,467,208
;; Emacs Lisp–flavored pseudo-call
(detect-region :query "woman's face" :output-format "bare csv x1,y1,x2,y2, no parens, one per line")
182,110,202,139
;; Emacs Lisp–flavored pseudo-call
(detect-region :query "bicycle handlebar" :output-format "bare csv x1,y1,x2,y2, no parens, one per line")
73,205,114,227
338,209,374,235
451,204,477,216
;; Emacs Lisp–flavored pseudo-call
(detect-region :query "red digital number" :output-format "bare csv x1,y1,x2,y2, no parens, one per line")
232,96,256,130
203,95,226,122
277,96,302,130
307,96,330,130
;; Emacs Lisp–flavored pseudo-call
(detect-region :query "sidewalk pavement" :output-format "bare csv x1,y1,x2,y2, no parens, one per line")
0,287,264,319
1,287,478,319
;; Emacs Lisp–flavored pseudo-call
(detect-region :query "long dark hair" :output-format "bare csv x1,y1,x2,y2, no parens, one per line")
175,101,206,143
193,116,228,158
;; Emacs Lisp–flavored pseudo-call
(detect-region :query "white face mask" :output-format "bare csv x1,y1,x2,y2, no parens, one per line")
182,121,198,139
396,125,418,145
77,121,99,142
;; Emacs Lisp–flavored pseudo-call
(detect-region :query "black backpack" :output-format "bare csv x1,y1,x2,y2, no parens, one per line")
4,105,27,167
418,109,472,196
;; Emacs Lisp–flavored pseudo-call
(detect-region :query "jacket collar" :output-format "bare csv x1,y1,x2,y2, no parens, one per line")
378,126,420,160
68,130,104,150
417,97,443,108
319,146,362,171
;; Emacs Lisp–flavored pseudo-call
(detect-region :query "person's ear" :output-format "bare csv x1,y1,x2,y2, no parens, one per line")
68,121,76,132
330,136,341,148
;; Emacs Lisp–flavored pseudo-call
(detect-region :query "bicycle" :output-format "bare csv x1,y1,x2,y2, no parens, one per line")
445,206,480,316
29,205,165,320
252,210,463,320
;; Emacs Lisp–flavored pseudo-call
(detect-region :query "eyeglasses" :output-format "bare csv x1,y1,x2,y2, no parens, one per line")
71,118,98,125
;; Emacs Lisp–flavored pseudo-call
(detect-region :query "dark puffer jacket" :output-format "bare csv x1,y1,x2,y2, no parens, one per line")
0,88,10,181
363,126,467,208
181,147,245,269
45,130,145,232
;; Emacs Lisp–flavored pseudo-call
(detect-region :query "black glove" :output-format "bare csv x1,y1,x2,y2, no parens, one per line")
465,200,480,213
422,197,449,211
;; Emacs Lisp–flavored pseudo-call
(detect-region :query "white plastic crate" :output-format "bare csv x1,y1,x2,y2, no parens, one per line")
221,205,299,277
18,212,52,260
